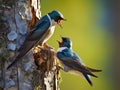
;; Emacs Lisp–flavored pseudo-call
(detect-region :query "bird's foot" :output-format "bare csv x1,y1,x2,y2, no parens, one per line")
55,65,63,71
43,43,54,50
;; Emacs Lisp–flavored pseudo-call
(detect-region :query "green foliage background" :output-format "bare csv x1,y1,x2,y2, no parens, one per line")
41,0,115,90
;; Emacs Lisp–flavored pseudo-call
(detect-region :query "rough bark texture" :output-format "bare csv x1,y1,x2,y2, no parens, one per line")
33,46,60,90
0,0,60,90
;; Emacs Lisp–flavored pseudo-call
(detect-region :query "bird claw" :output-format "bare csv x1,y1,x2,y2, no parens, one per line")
55,65,63,71
43,43,54,50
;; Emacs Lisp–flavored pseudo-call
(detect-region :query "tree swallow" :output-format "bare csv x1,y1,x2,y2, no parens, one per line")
56,37,102,86
7,10,66,69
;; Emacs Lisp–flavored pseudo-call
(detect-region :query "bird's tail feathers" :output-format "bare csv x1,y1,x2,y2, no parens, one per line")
83,73,93,86
87,72,98,78
7,56,20,69
87,67,102,72
7,48,27,69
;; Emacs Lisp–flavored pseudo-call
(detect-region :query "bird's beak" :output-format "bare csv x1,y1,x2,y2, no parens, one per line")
62,18,67,21
57,18,66,29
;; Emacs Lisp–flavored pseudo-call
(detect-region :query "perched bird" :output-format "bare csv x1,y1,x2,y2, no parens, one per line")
7,10,66,69
56,37,102,86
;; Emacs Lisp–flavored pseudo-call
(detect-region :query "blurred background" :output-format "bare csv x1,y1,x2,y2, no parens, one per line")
41,0,120,90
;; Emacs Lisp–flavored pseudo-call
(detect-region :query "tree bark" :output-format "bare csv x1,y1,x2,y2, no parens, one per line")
0,0,60,90
33,46,60,90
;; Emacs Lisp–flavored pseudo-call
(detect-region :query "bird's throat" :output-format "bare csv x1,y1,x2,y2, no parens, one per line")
57,47,67,52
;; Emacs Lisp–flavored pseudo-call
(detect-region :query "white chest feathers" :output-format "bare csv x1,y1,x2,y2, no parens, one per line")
51,19,57,26
49,26,55,34
57,47,67,52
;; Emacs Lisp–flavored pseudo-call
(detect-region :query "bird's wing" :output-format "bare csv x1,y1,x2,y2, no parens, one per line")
72,52,83,63
25,20,50,41
7,19,50,69
18,20,50,51
72,51,102,72
33,17,46,28
32,15,48,28
57,50,97,77
61,57,97,77
7,40,38,69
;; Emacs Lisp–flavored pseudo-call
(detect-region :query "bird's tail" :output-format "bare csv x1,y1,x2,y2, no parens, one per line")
87,67,102,72
83,73,93,86
7,56,20,69
7,46,31,69
7,47,32,69
7,40,38,69
82,67,102,86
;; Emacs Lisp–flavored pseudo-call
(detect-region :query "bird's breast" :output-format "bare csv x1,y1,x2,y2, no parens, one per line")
41,26,55,44
49,26,55,34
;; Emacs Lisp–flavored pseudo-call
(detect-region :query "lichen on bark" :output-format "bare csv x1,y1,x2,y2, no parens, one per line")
0,0,61,90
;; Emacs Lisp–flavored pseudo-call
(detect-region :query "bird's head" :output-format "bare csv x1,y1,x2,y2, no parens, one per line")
57,36,72,48
48,10,66,28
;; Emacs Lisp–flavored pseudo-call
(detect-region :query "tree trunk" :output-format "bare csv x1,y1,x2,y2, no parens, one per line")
0,0,60,90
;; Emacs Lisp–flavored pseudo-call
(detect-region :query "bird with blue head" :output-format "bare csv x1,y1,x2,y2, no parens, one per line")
57,36,102,86
7,10,66,69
